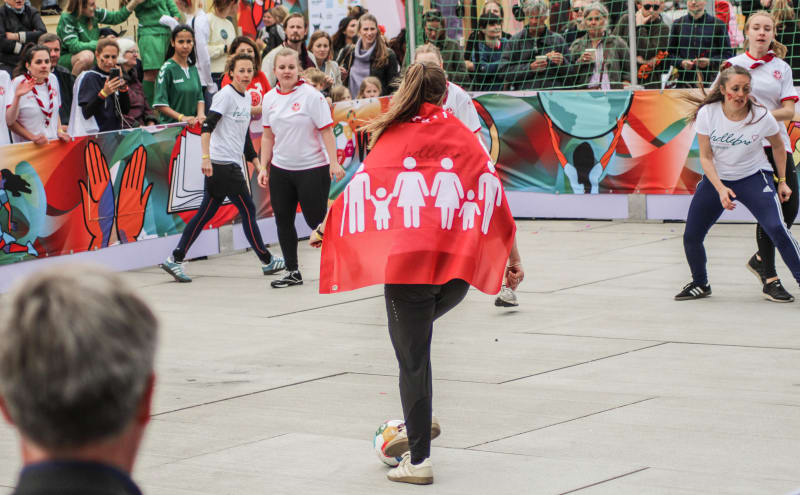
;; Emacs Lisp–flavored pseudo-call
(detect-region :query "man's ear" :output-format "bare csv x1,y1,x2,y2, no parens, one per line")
0,396,16,426
136,374,156,426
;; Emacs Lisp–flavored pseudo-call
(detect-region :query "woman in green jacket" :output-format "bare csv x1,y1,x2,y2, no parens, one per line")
57,0,144,76
568,2,630,89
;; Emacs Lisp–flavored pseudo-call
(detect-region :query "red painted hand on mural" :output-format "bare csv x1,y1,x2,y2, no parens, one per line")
79,141,116,250
116,145,152,244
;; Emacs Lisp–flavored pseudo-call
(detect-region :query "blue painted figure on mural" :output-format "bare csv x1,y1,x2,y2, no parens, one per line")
0,169,38,256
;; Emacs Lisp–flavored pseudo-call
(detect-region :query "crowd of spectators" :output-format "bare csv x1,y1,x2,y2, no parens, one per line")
1,0,799,145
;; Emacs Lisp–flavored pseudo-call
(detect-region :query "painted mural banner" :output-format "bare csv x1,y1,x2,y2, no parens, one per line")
2,89,799,266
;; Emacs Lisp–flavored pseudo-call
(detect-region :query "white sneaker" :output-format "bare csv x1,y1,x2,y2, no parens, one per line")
383,416,441,458
387,452,433,485
494,285,518,307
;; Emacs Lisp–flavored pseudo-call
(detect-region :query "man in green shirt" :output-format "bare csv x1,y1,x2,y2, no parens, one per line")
153,58,204,124
57,0,144,75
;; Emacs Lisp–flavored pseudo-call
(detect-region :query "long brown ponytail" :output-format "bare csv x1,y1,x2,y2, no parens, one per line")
359,62,447,148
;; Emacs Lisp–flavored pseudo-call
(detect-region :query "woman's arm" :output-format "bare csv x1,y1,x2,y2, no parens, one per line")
504,235,524,290
698,134,736,210
259,126,275,186
9,121,46,144
321,126,344,180
771,99,795,122
767,133,791,203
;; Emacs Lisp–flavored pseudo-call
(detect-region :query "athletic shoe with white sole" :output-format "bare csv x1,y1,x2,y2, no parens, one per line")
261,256,286,275
762,279,794,303
746,253,766,284
494,285,519,307
674,282,711,300
160,256,191,283
387,452,433,485
270,270,303,288
383,416,441,458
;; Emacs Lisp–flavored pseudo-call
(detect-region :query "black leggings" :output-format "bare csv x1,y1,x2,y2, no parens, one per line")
268,164,330,272
757,151,799,279
173,162,273,264
384,279,470,464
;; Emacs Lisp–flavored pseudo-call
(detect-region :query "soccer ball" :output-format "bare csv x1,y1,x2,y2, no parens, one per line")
373,419,405,466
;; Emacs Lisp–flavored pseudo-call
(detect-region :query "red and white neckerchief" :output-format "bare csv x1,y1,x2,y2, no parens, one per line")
746,50,775,69
25,72,55,128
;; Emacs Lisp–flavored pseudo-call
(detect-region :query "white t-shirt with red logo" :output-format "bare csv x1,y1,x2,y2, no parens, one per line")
9,73,60,143
444,81,481,133
0,71,10,145
722,52,798,152
261,81,333,171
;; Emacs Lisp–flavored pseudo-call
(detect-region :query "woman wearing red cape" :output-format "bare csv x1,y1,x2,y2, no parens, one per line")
311,62,524,485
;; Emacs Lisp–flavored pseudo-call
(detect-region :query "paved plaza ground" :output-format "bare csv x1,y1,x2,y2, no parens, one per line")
1,219,799,494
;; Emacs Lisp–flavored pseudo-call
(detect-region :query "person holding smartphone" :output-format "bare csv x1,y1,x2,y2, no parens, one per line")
76,37,130,132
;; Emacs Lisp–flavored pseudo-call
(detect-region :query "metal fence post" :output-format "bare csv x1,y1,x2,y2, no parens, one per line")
626,0,641,89
406,0,418,67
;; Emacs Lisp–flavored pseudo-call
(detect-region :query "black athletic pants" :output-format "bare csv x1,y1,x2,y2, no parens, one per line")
384,279,470,464
173,162,273,264
757,151,799,279
268,164,330,272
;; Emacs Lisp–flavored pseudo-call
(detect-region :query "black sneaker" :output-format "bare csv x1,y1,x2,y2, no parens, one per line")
746,253,766,284
270,270,303,288
762,279,794,303
674,282,712,301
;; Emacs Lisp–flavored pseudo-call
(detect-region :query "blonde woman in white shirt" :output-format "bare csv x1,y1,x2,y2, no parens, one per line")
260,47,344,288
7,45,69,144
721,11,799,302
676,66,800,301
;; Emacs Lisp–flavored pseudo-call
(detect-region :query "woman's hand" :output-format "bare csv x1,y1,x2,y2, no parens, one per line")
201,157,213,177
258,167,269,188
717,186,737,210
330,163,345,181
57,129,71,142
309,227,323,248
15,78,36,98
32,134,48,145
339,66,348,80
185,116,198,126
103,75,126,96
324,75,334,88
504,263,524,290
778,181,792,203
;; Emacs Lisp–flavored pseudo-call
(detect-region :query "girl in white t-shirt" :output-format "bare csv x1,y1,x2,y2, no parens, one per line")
160,54,285,283
676,66,800,301
259,47,345,288
720,11,800,302
6,45,70,144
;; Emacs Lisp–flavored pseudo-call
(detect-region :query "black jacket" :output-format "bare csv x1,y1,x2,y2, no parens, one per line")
668,13,733,86
0,4,46,69
13,460,142,495
79,66,131,132
53,65,74,123
337,43,400,96
499,27,569,90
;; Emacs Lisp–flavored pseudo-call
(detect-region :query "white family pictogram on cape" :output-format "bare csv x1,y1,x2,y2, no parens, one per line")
340,158,502,235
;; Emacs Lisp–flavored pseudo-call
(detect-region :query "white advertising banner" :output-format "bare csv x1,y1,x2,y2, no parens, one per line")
308,0,361,36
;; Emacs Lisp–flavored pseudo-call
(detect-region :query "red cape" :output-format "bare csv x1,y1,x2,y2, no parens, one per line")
319,103,516,295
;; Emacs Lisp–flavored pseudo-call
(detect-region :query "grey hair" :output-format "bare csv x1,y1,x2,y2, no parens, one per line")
583,2,609,18
522,0,550,17
0,265,158,449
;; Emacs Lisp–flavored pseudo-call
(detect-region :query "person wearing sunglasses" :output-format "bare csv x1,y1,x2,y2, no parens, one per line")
612,0,670,88
562,0,589,44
